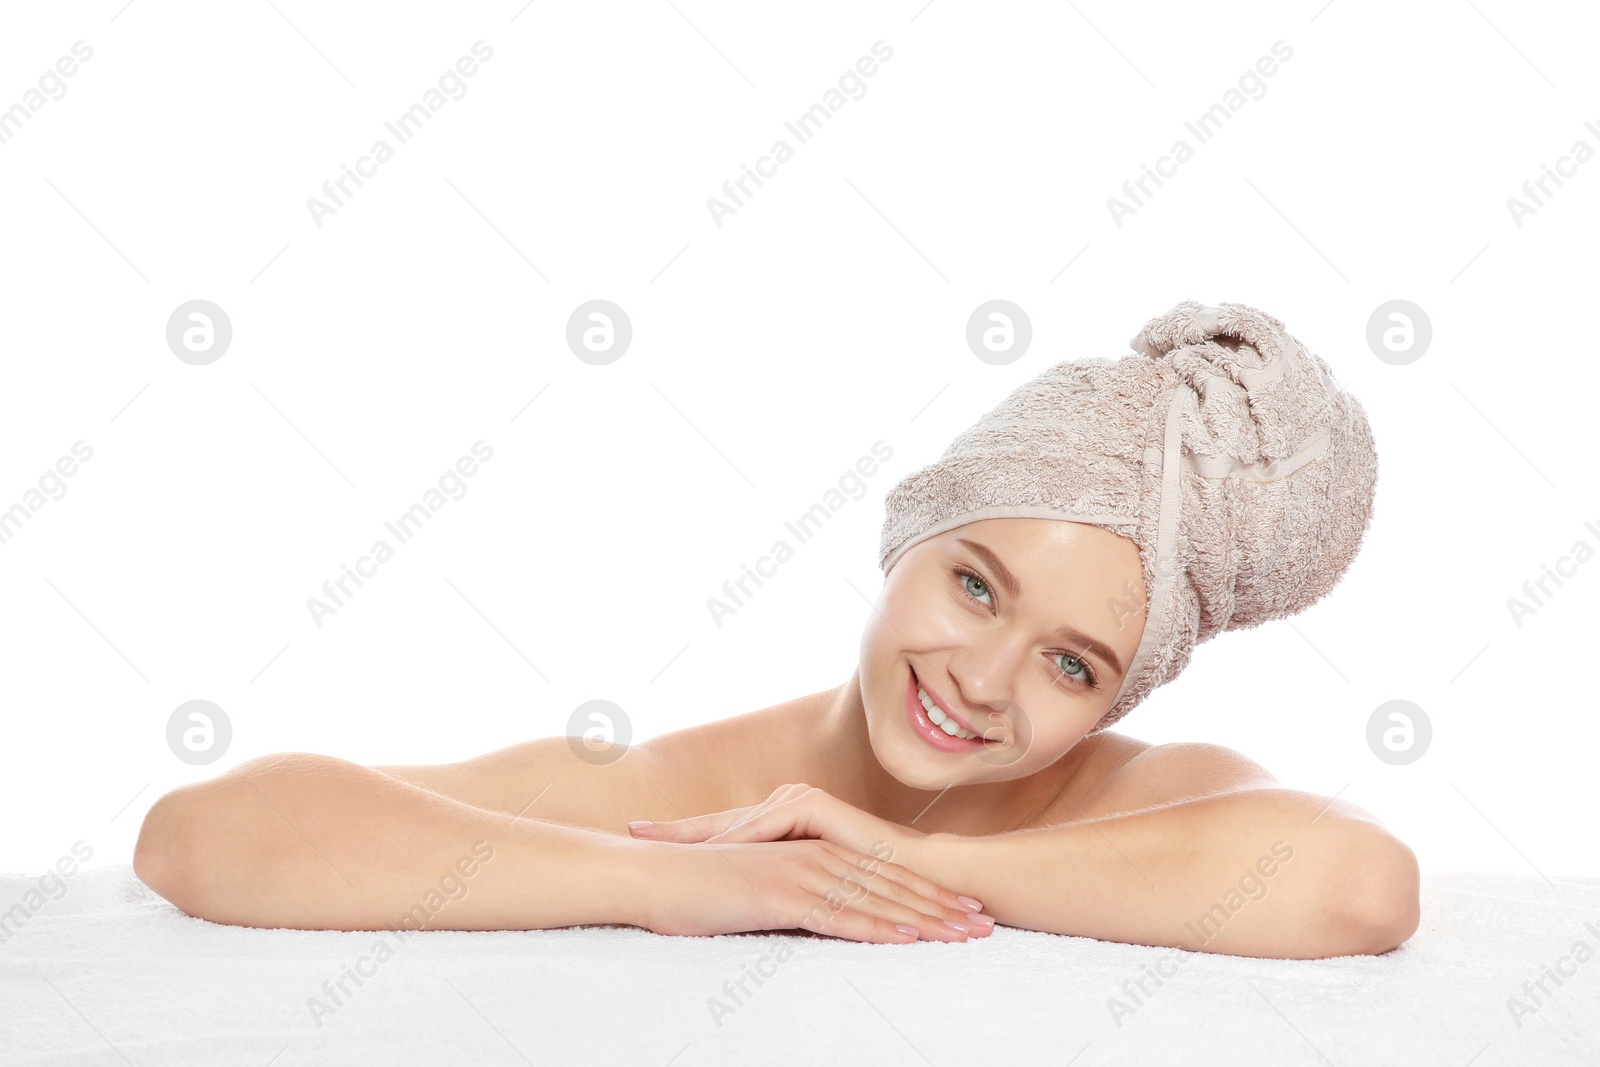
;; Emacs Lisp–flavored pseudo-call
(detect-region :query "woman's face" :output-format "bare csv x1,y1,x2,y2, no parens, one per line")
858,517,1147,790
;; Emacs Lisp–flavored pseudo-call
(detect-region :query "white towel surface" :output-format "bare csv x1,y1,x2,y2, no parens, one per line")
2,864,1596,1065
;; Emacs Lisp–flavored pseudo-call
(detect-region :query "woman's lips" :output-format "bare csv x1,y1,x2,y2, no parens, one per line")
905,665,990,752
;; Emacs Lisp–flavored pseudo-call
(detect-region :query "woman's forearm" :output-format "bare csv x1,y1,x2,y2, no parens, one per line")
900,788,1419,960
134,753,654,932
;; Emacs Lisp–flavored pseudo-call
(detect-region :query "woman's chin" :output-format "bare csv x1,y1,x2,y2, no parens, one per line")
874,742,990,791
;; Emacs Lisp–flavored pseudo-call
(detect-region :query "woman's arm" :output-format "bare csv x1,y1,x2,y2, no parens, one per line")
133,752,654,931
899,786,1420,960
134,752,980,943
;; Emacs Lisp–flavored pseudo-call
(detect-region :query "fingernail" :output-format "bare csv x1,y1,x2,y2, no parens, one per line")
943,919,971,934
895,924,920,938
956,895,983,912
627,821,653,832
969,913,995,927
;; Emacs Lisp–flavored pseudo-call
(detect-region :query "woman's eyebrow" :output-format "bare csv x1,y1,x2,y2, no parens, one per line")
1054,625,1126,680
957,538,1023,598
955,537,1127,679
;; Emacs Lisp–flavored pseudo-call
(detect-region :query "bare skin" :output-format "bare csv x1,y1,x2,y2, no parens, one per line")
370,518,1160,840
134,518,1420,956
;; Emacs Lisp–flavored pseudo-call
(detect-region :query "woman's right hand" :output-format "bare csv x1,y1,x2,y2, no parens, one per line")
636,837,993,944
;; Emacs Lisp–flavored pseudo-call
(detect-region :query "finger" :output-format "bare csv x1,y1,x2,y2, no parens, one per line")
800,857,972,943
792,891,922,945
629,806,751,842
852,866,994,938
703,805,796,845
805,880,973,944
704,788,842,846
820,845,994,938
634,785,810,843
867,856,987,917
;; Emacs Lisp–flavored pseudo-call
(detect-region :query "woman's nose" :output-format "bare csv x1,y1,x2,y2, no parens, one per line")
947,638,1026,713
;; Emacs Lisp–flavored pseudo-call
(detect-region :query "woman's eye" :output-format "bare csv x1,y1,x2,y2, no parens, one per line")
959,569,992,605
1054,652,1094,685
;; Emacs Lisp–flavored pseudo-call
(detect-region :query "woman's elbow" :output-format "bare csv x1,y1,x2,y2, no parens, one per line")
133,786,204,916
1340,833,1421,956
131,754,302,916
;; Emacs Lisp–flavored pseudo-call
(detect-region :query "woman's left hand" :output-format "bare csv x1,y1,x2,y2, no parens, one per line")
628,784,924,867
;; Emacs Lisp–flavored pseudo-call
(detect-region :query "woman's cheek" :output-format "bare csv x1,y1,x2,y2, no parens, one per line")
903,588,965,638
878,594,931,644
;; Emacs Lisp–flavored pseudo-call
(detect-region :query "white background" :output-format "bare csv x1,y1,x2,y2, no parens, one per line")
0,1,1594,884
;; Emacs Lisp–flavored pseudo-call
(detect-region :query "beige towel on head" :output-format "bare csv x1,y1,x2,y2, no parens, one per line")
878,300,1378,733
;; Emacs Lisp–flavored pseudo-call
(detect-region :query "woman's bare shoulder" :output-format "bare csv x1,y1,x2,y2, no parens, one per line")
368,712,758,836
634,696,803,804
1053,733,1280,823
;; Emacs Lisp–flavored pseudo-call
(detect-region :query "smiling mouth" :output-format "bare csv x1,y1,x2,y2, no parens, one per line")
906,665,994,749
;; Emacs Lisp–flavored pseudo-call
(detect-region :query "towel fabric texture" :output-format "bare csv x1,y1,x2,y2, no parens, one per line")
2,864,1596,1064
878,300,1378,733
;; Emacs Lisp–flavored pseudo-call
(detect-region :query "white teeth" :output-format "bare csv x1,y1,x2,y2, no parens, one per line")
917,685,978,740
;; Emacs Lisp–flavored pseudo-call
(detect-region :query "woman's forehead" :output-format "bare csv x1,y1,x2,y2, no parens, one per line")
941,517,1140,566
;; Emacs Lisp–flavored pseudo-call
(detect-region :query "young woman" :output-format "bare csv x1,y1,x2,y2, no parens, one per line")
132,301,1420,961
